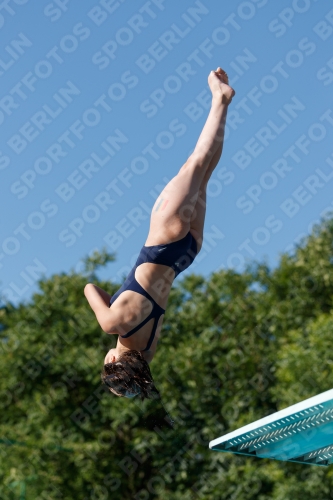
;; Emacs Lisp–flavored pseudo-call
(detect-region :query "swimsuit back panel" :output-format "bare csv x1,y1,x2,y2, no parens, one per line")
109,232,197,351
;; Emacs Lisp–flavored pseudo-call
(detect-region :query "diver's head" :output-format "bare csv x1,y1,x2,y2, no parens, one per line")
101,349,160,400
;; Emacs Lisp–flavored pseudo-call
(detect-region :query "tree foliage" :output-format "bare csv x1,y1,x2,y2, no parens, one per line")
1,219,333,499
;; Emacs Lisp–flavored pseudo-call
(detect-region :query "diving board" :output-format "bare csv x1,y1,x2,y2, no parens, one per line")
209,389,333,466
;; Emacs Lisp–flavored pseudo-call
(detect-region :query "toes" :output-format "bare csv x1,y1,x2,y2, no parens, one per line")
214,67,229,84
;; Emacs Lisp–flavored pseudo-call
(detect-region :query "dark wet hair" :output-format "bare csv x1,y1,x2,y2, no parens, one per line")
101,350,160,401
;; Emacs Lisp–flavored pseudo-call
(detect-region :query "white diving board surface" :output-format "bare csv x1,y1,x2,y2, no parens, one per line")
209,389,333,466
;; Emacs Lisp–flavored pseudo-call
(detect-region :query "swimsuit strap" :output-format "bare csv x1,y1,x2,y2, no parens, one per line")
142,309,163,352
120,305,155,339
118,277,165,350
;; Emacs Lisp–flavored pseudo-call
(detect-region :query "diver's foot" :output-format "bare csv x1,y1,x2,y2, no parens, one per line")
208,67,235,104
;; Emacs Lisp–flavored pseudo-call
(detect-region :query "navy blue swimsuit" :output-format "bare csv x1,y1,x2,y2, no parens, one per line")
109,231,198,351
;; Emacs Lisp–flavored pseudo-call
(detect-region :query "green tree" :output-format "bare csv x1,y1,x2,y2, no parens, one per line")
1,219,333,499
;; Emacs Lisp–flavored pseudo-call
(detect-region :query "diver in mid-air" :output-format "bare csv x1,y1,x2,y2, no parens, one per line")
84,68,235,400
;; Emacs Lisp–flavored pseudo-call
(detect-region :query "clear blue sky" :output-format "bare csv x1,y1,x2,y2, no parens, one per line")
1,0,333,306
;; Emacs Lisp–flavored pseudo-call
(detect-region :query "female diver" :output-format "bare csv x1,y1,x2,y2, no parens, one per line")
84,68,235,400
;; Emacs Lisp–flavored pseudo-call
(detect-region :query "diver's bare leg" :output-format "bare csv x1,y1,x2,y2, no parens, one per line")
145,68,234,246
